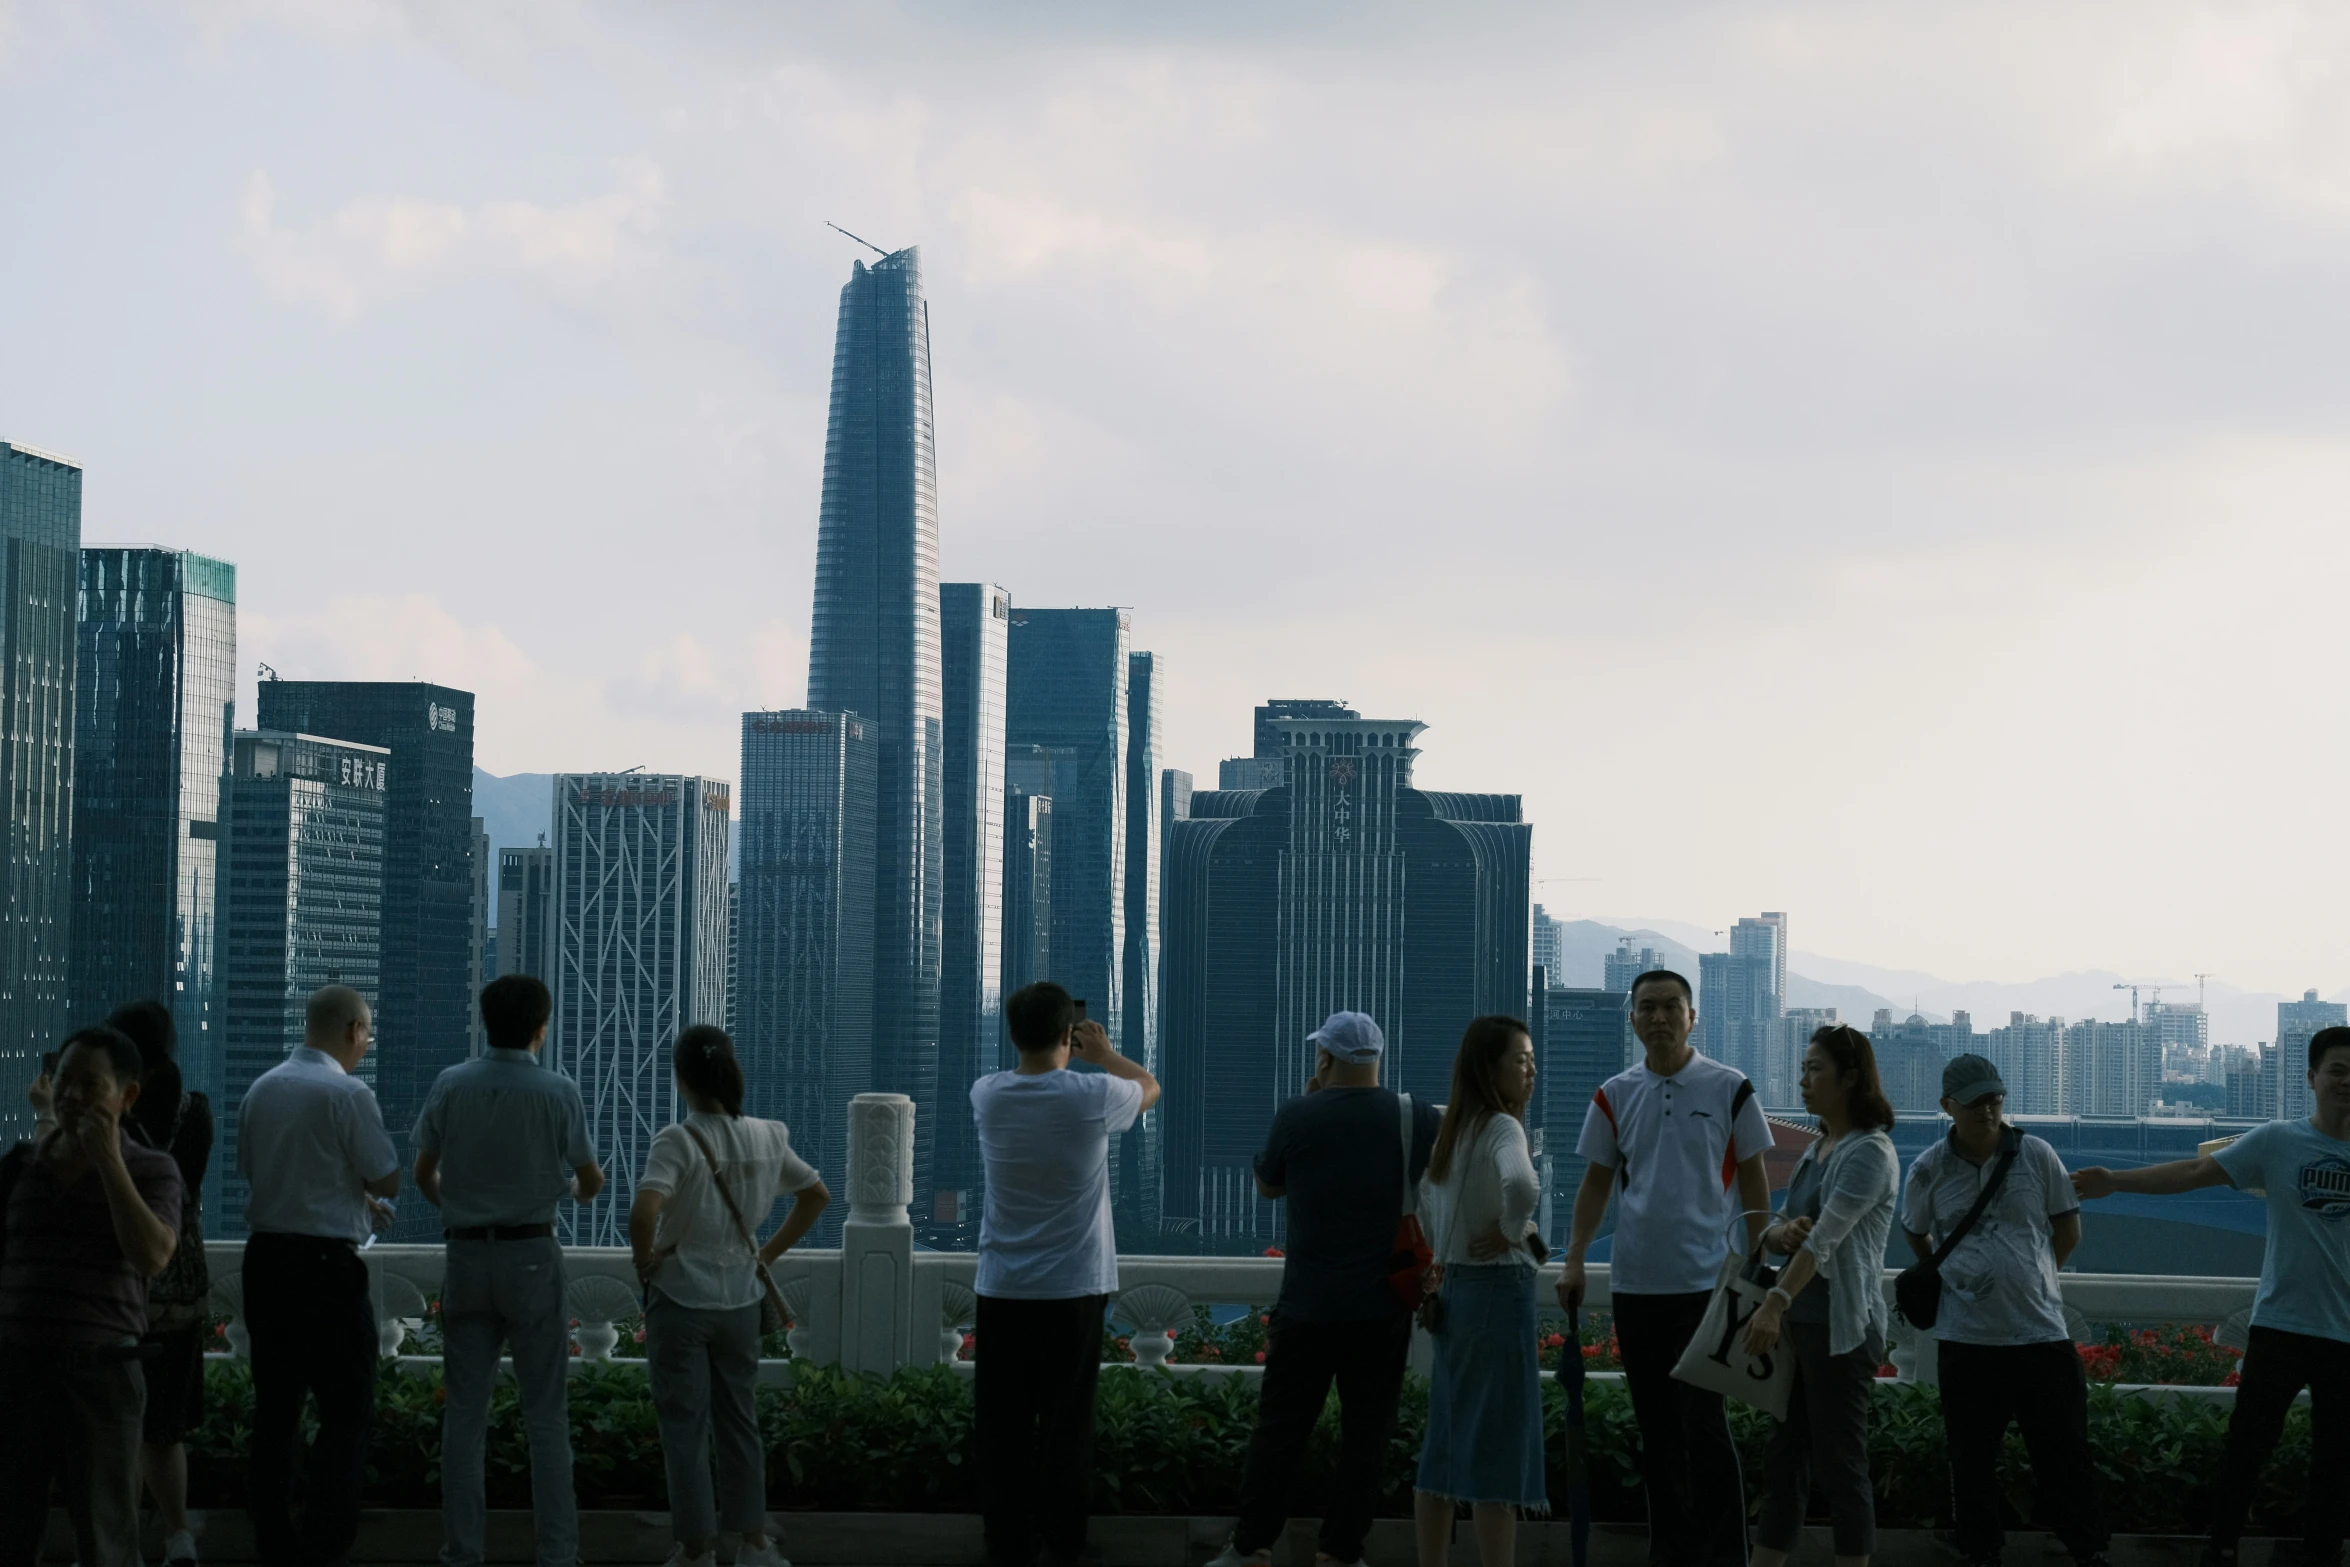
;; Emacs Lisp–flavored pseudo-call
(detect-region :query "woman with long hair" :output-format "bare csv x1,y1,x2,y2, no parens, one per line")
1414,1015,1548,1567
630,1025,831,1567
1741,1024,1901,1567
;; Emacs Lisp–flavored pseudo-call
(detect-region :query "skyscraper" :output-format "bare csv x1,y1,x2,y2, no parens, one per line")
937,584,1009,1239
254,679,475,1236
496,844,554,982
1120,649,1164,1230
1161,711,1530,1241
1987,1012,2066,1116
214,730,388,1235
69,548,236,1095
1531,904,1566,990
736,711,877,1238
807,247,944,1222
1001,793,1053,1008
548,772,731,1246
1534,984,1631,1230
468,815,489,1056
2277,990,2347,1120
1702,913,1788,1097
0,441,82,1135
1006,609,1130,1045
1602,938,1667,995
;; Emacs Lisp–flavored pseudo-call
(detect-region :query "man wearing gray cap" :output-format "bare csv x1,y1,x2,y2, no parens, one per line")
1206,1011,1440,1567
1901,1054,2107,1567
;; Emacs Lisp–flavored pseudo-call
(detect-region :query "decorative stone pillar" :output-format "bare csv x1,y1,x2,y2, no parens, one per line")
838,1093,917,1376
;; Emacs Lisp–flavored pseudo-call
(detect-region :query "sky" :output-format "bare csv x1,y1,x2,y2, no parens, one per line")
5,1,2349,995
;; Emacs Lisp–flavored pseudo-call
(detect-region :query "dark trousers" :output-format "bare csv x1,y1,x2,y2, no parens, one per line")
1938,1339,2110,1564
1233,1311,1413,1562
1616,1290,1750,1567
1755,1321,1877,1559
245,1234,378,1567
2207,1325,2350,1559
976,1293,1108,1567
0,1348,145,1567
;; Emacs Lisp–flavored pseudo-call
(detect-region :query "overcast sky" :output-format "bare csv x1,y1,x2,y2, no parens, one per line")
6,1,2348,993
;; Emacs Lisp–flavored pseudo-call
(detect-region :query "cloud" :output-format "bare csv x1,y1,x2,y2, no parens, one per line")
237,158,666,321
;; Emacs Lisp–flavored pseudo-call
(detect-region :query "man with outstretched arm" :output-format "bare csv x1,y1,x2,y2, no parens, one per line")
1561,970,1775,1567
2073,1023,2350,1567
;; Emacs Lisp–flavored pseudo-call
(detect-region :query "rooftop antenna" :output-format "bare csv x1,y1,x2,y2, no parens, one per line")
256,662,278,682
826,221,891,261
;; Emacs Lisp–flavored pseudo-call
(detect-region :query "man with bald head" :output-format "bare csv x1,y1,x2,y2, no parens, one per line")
236,985,401,1567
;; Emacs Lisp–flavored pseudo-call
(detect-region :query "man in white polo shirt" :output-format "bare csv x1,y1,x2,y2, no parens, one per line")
1563,969,1774,1567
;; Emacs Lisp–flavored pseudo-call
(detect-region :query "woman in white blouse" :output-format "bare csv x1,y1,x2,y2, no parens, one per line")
629,1026,832,1567
1414,1015,1549,1567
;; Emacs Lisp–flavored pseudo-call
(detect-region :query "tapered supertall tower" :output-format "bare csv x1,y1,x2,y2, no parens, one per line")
807,246,946,1215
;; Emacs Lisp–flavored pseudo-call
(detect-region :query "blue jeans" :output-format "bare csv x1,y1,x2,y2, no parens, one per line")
439,1237,577,1567
645,1293,768,1543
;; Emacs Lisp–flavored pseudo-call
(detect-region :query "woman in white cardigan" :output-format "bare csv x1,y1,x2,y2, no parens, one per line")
1414,1015,1549,1567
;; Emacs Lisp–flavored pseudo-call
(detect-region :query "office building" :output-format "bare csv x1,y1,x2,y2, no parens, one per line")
1987,1012,2067,1115
2228,1047,2273,1119
1531,905,1567,991
2277,990,2347,1120
214,730,389,1235
548,772,731,1246
1217,758,1283,790
1602,938,1668,995
1120,649,1164,1230
254,679,475,1236
937,584,1009,1239
468,816,489,1055
0,442,81,1136
1161,769,1193,836
496,843,554,983
1535,984,1630,1231
1161,710,1530,1242
807,246,945,1221
1700,914,1785,1097
737,712,877,1241
69,547,236,1101
1006,609,1130,1044
726,882,740,1037
2062,1018,2159,1118
1001,794,1053,1006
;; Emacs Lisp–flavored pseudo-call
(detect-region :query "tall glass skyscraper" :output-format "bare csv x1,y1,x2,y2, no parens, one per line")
1120,649,1164,1230
254,679,475,1237
548,773,732,1246
215,730,388,1235
0,441,83,1136
806,248,945,1220
737,711,876,1242
936,584,1007,1241
70,548,236,1092
1006,609,1130,1047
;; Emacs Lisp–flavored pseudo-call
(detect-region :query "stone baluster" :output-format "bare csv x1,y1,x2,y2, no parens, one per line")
369,1265,429,1358
940,1282,978,1365
567,1275,640,1363
838,1093,917,1375
211,1273,249,1359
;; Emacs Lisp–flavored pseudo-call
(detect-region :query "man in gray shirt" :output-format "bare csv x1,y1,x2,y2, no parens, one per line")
413,975,603,1567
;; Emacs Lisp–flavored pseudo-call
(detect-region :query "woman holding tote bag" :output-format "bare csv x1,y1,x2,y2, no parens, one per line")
1741,1024,1899,1567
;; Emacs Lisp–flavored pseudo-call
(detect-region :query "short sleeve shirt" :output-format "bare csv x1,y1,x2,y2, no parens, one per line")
412,1048,596,1229
1576,1050,1775,1295
972,1068,1145,1300
1901,1131,2076,1346
2213,1119,2350,1345
1255,1088,1441,1321
238,1047,401,1242
639,1113,821,1310
0,1132,182,1345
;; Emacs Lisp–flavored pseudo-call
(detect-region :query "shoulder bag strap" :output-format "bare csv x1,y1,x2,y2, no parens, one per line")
1398,1093,1417,1218
1928,1127,2022,1270
682,1123,764,1261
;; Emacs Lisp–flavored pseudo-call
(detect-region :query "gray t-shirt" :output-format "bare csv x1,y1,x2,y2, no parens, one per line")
412,1048,595,1229
1901,1130,2076,1346
2213,1119,2350,1345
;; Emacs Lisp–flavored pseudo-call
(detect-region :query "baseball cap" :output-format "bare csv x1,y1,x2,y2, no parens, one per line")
1941,1053,2006,1106
1308,1011,1385,1064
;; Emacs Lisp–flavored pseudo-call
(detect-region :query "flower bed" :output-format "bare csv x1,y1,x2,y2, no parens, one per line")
182,1361,2316,1534
2077,1325,2243,1387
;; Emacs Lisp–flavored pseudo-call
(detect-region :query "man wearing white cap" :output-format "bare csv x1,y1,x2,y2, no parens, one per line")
1207,1011,1440,1567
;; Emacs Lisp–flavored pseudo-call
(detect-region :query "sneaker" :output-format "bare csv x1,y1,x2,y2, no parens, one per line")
737,1541,791,1567
657,1549,713,1567
162,1531,198,1567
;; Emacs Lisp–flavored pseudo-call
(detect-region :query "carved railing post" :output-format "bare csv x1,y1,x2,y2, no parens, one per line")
838,1092,917,1375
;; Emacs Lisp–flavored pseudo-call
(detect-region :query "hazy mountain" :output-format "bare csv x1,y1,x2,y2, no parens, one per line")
473,769,554,903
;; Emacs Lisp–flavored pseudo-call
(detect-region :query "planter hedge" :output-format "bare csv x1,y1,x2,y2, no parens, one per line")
184,1362,2314,1536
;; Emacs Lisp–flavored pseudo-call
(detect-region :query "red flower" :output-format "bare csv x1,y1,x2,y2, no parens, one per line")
632,1328,646,1343
1582,1344,1601,1359
2223,1370,2242,1387
1876,1364,1897,1378
1255,1350,1267,1364
569,1342,582,1357
1262,1246,1285,1258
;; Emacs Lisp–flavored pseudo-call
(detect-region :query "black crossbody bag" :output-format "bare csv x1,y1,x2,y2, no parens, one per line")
1894,1126,2020,1330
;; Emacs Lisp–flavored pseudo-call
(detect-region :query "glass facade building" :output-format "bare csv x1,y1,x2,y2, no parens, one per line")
936,585,1008,1241
255,680,476,1238
1533,984,1631,1235
737,711,876,1243
548,773,732,1246
496,843,554,982
1120,649,1164,1230
0,443,82,1137
70,548,236,1100
1000,793,1052,1007
807,248,945,1222
214,730,388,1235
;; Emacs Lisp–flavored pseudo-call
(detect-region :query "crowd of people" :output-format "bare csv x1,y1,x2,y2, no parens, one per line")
0,963,2342,1567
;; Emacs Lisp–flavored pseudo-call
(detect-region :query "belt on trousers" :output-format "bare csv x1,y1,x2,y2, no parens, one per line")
444,1224,555,1242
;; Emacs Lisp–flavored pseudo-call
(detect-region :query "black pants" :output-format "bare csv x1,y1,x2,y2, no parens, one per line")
1755,1321,1878,1559
2207,1325,2350,1558
1233,1311,1412,1562
245,1234,377,1567
1938,1339,2110,1564
1615,1290,1750,1567
0,1347,145,1567
975,1293,1107,1567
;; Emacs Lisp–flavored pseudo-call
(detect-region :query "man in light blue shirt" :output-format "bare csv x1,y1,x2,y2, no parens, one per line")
413,975,603,1567
2074,1025,2350,1567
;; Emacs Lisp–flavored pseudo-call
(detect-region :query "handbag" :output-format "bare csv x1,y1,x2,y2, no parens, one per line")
682,1124,790,1337
1670,1210,1794,1420
1894,1126,2020,1330
1385,1093,1435,1311
147,1094,213,1331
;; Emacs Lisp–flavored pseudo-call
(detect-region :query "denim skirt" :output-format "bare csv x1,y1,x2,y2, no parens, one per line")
1415,1262,1549,1511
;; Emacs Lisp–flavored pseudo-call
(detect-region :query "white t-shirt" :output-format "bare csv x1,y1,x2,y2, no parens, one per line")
638,1112,821,1311
1421,1112,1542,1270
1576,1050,1775,1295
1901,1131,2077,1346
972,1068,1145,1300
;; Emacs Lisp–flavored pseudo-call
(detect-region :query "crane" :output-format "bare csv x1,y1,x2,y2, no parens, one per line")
2195,973,2216,1011
2114,980,2182,1026
825,221,892,260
